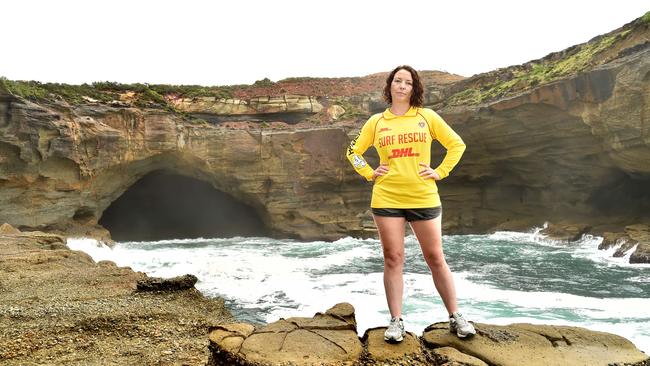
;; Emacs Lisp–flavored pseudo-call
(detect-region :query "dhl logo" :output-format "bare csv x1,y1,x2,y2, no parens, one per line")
389,147,419,159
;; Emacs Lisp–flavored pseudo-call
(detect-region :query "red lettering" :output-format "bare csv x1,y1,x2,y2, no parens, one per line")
388,147,419,159
379,135,396,148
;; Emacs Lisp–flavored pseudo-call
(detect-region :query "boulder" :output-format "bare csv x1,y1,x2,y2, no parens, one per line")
421,322,648,366
208,303,362,366
597,224,650,264
363,327,422,362
327,105,346,120
540,222,592,242
627,224,650,264
0,223,20,234
136,274,198,292
598,231,631,250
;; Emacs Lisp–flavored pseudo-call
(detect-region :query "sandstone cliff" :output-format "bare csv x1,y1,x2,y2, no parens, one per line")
0,14,648,259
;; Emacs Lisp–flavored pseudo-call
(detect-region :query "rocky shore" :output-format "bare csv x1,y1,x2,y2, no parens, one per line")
0,228,232,365
1,228,648,365
208,302,649,366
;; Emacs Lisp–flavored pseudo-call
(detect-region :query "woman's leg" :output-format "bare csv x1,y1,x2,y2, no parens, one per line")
373,215,406,318
409,216,458,315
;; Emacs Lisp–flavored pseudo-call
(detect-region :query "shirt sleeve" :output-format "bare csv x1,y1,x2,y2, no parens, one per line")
426,109,466,180
346,117,376,181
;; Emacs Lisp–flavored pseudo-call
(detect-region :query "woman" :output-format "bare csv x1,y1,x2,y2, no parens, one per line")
346,65,475,343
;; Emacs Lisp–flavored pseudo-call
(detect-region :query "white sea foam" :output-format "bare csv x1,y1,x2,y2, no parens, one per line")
486,229,650,269
67,237,115,261
487,228,542,242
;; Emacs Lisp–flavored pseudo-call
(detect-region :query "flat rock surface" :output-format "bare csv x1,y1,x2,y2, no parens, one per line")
0,232,232,365
422,322,648,366
209,308,363,366
363,327,423,363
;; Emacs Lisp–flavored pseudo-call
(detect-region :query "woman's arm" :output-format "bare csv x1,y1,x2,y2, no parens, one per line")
346,117,377,181
427,110,466,179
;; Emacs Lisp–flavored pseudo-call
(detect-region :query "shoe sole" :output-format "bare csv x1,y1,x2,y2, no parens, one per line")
384,334,404,343
456,331,476,338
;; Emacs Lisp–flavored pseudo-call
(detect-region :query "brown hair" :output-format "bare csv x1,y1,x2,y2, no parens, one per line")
383,65,424,107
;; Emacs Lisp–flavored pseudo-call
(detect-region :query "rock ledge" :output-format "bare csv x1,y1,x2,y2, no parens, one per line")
208,303,648,366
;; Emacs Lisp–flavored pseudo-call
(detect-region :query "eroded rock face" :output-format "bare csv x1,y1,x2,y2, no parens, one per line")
0,24,648,247
207,303,649,366
168,95,323,124
434,47,650,261
0,94,364,240
599,224,650,263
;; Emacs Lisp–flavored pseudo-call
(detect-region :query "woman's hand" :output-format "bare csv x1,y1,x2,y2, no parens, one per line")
372,163,389,180
419,163,441,180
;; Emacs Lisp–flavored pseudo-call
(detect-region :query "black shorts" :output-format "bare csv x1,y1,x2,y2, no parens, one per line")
371,207,442,222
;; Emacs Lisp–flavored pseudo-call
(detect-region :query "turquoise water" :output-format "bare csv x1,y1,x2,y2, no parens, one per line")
68,229,650,353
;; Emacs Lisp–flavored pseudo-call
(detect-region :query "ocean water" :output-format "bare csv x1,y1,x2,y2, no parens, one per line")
67,229,650,354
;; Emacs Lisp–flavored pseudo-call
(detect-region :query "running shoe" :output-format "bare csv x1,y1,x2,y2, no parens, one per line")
384,317,405,343
449,312,476,338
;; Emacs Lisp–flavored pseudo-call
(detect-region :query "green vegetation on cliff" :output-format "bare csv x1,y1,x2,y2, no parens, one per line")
335,99,367,120
0,78,233,108
642,11,650,25
447,13,646,106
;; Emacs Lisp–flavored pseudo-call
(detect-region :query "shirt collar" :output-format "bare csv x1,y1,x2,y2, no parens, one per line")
383,106,418,120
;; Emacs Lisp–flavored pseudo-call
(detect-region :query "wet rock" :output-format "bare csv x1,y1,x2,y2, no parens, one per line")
626,225,650,263
540,222,592,242
136,274,198,292
598,224,650,264
598,231,632,251
421,322,648,366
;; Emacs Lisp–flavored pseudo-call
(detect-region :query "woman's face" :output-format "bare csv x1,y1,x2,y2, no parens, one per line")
390,69,413,104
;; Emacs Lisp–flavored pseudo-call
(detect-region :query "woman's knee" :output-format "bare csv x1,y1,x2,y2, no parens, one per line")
383,251,404,269
424,251,447,269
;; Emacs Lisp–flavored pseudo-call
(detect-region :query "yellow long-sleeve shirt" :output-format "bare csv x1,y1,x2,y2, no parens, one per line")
346,106,466,208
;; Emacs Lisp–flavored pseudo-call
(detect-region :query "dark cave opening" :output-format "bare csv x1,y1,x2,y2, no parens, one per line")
588,172,650,221
99,170,270,241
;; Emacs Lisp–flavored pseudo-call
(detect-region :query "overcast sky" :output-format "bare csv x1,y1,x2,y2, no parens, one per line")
2,0,648,86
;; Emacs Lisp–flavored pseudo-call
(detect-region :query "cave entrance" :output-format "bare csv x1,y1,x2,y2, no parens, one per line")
99,170,269,241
